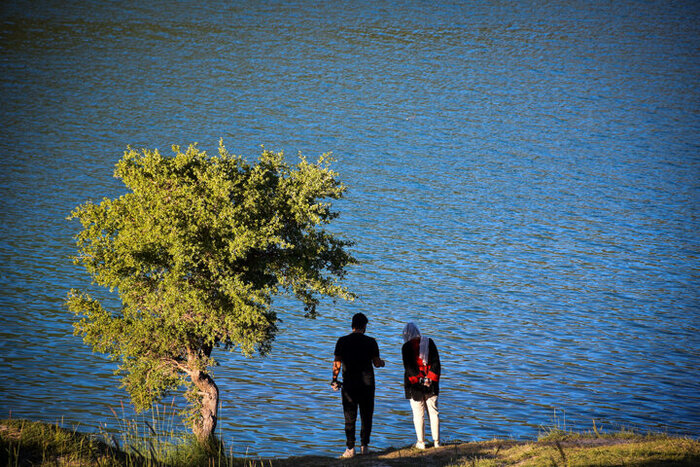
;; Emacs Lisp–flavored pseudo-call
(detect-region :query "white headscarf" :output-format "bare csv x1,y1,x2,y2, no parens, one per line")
403,322,429,365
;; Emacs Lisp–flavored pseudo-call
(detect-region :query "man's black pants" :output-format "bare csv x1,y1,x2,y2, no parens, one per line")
341,385,375,449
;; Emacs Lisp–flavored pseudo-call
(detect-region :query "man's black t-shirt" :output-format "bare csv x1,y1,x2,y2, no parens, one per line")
334,332,380,389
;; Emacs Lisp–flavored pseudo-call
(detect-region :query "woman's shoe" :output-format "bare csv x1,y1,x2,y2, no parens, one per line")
415,441,426,450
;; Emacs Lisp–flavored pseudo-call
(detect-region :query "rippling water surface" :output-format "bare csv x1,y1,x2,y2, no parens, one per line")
1,0,699,457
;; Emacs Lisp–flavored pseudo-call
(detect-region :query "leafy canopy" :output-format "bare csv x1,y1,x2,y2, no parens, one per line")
67,142,356,411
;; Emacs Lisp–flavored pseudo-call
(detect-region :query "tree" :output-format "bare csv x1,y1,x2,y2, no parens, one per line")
67,141,356,443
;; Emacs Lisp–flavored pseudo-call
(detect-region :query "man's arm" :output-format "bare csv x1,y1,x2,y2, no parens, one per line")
331,357,342,390
332,357,342,380
372,339,385,367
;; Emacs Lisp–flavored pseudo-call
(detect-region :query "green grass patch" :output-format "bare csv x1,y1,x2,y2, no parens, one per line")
0,418,127,466
0,418,239,467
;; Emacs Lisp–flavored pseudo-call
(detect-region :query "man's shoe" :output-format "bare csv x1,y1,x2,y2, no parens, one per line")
415,441,426,450
361,445,370,455
341,447,355,458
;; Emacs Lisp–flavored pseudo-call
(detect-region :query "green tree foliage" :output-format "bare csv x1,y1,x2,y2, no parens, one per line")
67,141,356,442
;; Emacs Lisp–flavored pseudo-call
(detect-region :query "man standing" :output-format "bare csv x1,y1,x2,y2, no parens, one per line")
332,312,385,458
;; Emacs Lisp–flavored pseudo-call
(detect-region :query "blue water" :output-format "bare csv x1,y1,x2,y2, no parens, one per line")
1,0,699,458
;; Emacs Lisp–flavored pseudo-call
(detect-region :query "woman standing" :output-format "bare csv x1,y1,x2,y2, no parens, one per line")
402,322,441,449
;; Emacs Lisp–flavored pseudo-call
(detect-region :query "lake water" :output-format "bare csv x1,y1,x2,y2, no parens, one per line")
1,0,699,458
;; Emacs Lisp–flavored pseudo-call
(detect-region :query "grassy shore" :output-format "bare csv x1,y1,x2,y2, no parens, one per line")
1,418,698,466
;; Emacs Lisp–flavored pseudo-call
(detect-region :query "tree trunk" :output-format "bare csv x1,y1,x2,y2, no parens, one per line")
190,369,219,444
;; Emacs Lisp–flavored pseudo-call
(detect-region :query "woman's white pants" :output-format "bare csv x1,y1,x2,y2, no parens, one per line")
409,395,439,445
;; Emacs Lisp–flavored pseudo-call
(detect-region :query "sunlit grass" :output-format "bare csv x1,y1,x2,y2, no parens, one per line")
443,434,700,467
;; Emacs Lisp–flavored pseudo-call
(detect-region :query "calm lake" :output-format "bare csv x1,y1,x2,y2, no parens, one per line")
1,0,699,458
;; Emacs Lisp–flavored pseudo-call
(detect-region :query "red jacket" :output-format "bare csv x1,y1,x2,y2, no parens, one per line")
402,337,441,400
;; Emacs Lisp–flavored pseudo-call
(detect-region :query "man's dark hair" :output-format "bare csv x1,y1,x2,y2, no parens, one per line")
351,312,368,330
